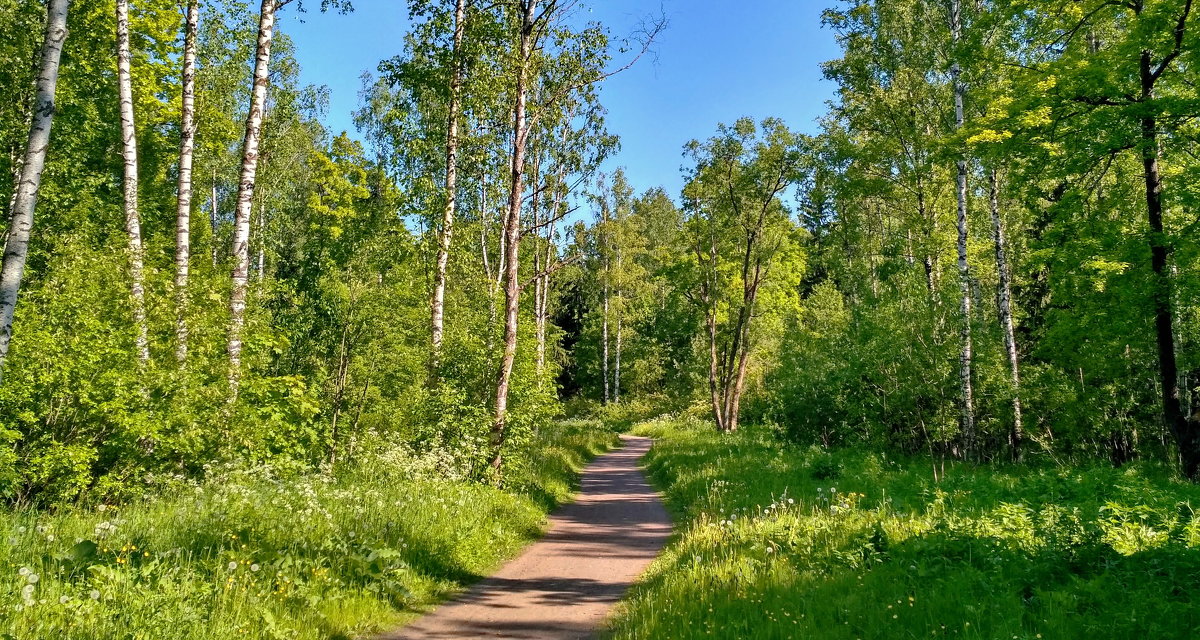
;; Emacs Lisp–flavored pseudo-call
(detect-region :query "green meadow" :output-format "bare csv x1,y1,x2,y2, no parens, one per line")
1,421,616,640
607,417,1200,640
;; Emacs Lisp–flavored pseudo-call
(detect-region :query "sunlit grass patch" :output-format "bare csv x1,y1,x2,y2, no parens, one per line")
607,418,1200,639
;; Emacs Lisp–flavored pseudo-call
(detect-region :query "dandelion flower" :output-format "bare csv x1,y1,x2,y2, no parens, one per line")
26,574,39,584
227,561,238,571
17,567,30,576
89,590,100,600
59,596,70,604
250,564,260,572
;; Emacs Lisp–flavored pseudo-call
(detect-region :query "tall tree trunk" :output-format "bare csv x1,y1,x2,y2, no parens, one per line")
255,202,266,280
328,320,351,466
918,184,936,294
602,268,610,404
227,0,278,396
614,312,622,405
990,168,1023,460
174,0,199,365
950,0,975,456
480,172,500,347
614,222,622,404
210,171,219,266
491,0,536,475
0,0,69,384
430,0,467,374
705,309,724,431
1140,49,1200,478
117,0,151,369
535,210,557,381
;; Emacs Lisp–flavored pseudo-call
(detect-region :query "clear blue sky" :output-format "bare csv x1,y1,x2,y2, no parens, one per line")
279,0,840,199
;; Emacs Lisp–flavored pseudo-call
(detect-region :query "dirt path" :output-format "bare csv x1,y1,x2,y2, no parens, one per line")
381,435,671,639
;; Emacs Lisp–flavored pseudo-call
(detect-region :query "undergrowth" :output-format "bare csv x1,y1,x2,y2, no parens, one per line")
0,419,617,639
605,416,1200,639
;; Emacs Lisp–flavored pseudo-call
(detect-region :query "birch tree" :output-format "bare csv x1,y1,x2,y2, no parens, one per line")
117,0,151,368
226,0,278,394
684,118,803,433
429,0,468,373
489,0,661,472
0,0,70,384
175,0,199,364
227,0,351,394
948,0,975,455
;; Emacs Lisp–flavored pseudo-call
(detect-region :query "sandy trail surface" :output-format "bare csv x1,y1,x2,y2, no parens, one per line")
381,435,671,639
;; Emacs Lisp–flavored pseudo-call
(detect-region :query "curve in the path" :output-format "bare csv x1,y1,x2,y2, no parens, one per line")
381,434,671,640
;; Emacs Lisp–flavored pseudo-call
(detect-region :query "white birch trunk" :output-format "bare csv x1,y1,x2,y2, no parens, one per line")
0,0,70,383
533,200,544,378
601,197,610,404
255,202,265,280
430,0,467,372
990,168,1023,459
227,0,278,395
210,171,219,266
174,0,198,365
491,0,536,474
950,0,975,455
615,310,622,405
614,223,622,404
117,0,151,368
602,283,610,404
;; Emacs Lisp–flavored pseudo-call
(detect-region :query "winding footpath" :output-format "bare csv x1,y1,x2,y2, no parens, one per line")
382,435,671,639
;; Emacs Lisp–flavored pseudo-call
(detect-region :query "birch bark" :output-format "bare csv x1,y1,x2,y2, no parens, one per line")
491,0,536,474
174,0,199,365
0,0,70,383
117,0,151,368
227,0,278,395
950,0,975,455
430,0,467,372
990,168,1023,459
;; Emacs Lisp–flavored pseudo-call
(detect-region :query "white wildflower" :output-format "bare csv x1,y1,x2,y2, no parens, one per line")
89,590,101,600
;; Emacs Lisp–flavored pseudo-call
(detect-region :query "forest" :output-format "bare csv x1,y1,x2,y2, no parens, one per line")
3,0,1200,638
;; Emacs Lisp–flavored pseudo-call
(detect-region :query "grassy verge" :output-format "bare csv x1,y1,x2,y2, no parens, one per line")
0,419,618,639
605,416,1200,639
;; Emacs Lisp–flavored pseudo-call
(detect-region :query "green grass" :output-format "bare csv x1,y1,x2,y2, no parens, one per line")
0,419,618,639
605,416,1200,639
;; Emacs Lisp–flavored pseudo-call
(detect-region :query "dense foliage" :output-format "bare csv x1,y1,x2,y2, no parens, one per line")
0,0,643,506
5,0,1200,634
564,0,1200,479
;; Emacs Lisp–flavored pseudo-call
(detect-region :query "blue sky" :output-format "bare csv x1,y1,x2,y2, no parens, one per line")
279,0,841,199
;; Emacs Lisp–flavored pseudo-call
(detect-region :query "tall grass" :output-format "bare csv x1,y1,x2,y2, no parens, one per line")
0,420,617,639
606,416,1200,639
